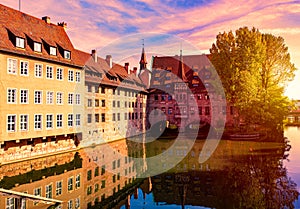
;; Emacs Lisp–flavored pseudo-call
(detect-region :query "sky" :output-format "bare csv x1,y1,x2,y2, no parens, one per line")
1,0,300,99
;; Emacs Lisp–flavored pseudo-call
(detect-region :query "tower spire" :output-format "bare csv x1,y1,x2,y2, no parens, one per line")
178,47,187,82
139,39,147,71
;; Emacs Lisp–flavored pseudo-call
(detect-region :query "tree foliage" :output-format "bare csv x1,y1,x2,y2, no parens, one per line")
210,27,296,132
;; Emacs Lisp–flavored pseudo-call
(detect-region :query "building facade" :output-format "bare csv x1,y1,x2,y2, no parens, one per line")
0,4,85,162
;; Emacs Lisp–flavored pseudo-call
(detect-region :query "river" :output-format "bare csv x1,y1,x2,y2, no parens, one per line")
0,127,299,209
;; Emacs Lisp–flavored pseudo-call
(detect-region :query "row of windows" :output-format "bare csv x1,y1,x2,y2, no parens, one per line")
111,112,144,121
7,89,81,105
7,58,81,82
7,113,81,132
86,85,146,99
15,36,71,59
153,106,211,115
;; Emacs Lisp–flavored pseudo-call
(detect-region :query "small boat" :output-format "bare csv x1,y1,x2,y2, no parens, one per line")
230,133,260,140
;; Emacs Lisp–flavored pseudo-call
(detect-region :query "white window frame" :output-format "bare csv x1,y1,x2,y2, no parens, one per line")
7,58,17,74
75,197,80,209
56,181,62,196
34,90,43,104
20,60,29,76
34,114,42,130
68,93,73,105
64,50,71,59
50,46,57,56
68,70,74,82
16,37,25,48
34,63,43,78
46,66,53,79
67,200,73,209
46,114,53,129
68,114,73,127
75,174,81,189
20,89,29,104
7,88,17,104
6,197,15,209
34,42,42,52
56,92,63,105
20,114,28,131
56,68,63,80
75,71,81,83
33,187,41,205
75,94,80,105
45,184,52,199
46,91,54,104
56,114,63,128
7,115,16,132
75,114,81,126
68,177,73,191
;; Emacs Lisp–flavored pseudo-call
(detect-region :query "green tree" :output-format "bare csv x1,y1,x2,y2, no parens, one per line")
210,27,296,133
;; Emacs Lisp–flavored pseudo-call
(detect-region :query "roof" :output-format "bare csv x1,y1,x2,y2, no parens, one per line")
151,54,213,93
0,4,83,67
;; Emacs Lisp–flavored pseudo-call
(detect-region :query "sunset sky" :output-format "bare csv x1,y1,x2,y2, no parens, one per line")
1,0,300,99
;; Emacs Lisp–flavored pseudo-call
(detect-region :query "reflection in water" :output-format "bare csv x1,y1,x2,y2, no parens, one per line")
0,132,299,209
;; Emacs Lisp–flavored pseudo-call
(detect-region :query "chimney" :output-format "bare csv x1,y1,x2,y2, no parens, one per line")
105,55,112,68
42,16,51,24
124,63,130,74
58,22,67,30
91,49,97,63
132,67,137,75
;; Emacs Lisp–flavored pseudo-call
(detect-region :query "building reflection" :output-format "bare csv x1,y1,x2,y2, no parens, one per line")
0,138,146,209
146,139,299,209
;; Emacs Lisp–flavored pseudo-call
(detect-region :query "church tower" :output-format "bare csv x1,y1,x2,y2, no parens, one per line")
139,39,147,71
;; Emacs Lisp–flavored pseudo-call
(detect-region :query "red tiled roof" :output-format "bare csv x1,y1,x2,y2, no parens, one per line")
0,4,83,67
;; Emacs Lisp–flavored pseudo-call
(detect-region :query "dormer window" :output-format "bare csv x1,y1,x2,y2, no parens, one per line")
16,37,25,48
34,42,42,52
50,46,57,56
64,50,71,59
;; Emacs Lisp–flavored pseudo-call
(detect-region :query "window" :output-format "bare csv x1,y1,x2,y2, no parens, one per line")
46,114,53,129
75,174,81,189
34,64,42,77
7,115,16,132
34,187,42,199
117,101,120,107
87,85,92,92
68,114,73,127
34,42,42,52
87,186,92,195
101,113,105,122
76,114,81,126
20,89,28,104
20,115,28,131
68,177,73,191
101,165,106,175
7,58,17,74
75,72,81,82
50,46,57,56
46,91,54,104
75,94,80,105
205,106,210,115
87,99,92,107
117,113,120,121
67,200,73,209
20,61,28,75
46,66,53,79
7,88,17,103
34,114,42,130
87,170,92,181
101,180,106,188
16,37,25,48
198,107,202,115
113,101,116,107
64,50,71,59
68,70,74,81
112,113,116,121
87,114,92,123
56,181,62,196
6,197,15,209
168,107,173,115
56,68,63,80
95,183,99,192
34,91,42,104
75,198,80,209
57,114,63,128
95,114,99,123
56,92,63,104
95,167,99,177
95,99,99,107
45,184,52,198
101,87,105,94
68,93,73,104
95,85,99,93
